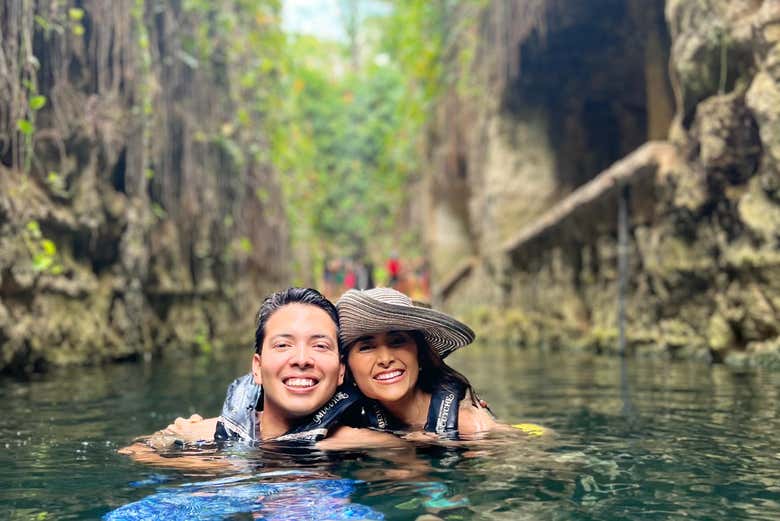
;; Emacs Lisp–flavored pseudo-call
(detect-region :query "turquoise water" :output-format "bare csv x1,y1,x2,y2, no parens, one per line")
2,344,780,520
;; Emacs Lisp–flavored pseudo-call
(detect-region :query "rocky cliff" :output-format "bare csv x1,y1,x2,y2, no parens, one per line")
0,1,288,373
426,0,780,366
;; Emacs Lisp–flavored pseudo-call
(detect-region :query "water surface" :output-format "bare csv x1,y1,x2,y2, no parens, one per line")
2,344,779,520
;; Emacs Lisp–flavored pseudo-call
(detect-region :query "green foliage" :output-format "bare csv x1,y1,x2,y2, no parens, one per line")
34,15,50,31
68,6,87,37
194,328,213,354
151,203,167,220
45,171,69,198
269,2,446,270
16,119,34,135
238,237,253,253
12,0,451,284
223,235,255,263
255,188,269,204
68,8,85,21
29,95,47,110
25,220,40,234
131,0,153,119
23,221,63,275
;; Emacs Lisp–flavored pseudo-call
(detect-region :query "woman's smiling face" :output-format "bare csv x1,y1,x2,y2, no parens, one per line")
253,303,344,421
347,331,420,404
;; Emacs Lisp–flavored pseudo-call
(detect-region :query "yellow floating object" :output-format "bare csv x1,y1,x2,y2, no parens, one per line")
512,423,546,437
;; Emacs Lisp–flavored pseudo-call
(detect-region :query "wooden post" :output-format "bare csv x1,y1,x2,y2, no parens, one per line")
617,184,630,356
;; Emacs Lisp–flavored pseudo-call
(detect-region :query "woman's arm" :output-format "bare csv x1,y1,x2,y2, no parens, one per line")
161,414,219,444
457,401,500,436
128,414,219,449
117,441,230,471
458,402,556,438
117,414,224,470
316,425,406,450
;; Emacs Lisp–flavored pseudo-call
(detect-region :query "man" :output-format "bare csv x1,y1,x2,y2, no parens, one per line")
119,288,397,468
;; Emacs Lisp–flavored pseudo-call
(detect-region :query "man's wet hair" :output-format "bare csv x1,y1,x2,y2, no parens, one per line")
254,287,340,354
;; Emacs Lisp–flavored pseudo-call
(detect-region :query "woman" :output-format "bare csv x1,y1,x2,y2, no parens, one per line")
337,287,499,439
121,288,396,463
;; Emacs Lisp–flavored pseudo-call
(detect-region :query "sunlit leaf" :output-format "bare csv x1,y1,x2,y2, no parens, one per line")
29,95,47,110
16,119,34,135
26,220,41,234
239,237,253,253
34,15,50,31
237,108,251,127
32,253,53,272
68,7,85,21
41,239,57,256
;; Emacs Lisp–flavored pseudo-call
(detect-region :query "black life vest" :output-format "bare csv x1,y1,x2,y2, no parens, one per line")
362,379,467,439
214,373,362,444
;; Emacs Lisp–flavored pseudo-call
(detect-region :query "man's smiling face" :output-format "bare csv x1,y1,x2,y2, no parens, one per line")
253,303,344,422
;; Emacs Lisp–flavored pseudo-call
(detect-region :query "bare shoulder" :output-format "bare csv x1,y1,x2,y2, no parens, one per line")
316,426,405,450
457,401,500,435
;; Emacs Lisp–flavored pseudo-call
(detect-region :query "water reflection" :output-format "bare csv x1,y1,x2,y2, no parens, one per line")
105,472,384,521
1,345,780,520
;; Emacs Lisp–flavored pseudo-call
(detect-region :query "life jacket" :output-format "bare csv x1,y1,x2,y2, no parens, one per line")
214,373,362,444
362,379,467,439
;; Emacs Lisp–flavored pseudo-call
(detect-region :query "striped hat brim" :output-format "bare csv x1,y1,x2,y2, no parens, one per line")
336,288,475,358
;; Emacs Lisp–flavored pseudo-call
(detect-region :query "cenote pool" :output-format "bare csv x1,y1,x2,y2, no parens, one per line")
2,344,780,520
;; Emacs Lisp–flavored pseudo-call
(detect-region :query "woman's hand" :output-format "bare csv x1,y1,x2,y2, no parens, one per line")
401,431,440,443
117,415,224,470
130,414,218,451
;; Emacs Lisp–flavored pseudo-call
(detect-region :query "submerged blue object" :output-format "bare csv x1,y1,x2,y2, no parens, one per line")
128,473,171,487
104,476,383,521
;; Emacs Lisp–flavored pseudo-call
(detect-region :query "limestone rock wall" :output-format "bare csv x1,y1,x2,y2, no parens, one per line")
428,0,780,365
0,2,288,373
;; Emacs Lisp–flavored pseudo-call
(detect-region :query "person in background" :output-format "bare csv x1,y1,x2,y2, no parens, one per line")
365,260,375,289
337,287,498,439
355,259,369,290
322,258,335,299
343,260,356,291
386,253,400,288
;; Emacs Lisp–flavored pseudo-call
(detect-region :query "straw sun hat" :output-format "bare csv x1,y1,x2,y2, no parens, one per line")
336,287,475,359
